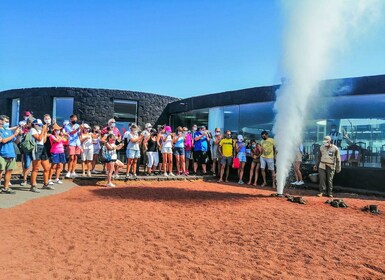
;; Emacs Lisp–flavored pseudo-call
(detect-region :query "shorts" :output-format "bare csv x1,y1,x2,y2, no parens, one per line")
0,157,16,171
295,152,303,162
260,157,275,171
127,149,140,159
81,149,94,161
68,146,81,156
51,153,66,164
174,147,185,156
93,148,100,155
252,157,260,164
185,150,192,160
220,156,233,166
23,152,33,169
193,151,208,164
237,152,247,163
161,147,173,154
32,144,49,161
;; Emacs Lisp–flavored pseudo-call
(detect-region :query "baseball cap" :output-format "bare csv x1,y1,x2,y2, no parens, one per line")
323,136,332,143
32,119,43,126
22,111,32,117
237,135,244,141
145,123,152,129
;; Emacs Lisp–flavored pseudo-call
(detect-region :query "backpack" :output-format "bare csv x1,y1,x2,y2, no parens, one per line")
20,132,36,153
98,144,111,163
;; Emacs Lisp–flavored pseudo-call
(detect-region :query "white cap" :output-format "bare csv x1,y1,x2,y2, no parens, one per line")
237,135,244,141
83,123,90,129
145,123,152,129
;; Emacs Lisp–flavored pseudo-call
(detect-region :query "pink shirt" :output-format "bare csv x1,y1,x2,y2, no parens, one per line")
50,135,66,154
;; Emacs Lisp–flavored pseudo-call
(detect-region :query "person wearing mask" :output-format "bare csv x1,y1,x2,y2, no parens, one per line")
19,118,34,186
91,125,101,173
101,118,121,141
314,136,341,197
236,135,247,185
143,128,159,175
30,119,52,192
291,144,304,186
124,124,143,178
104,134,125,187
193,126,210,175
48,123,67,184
159,126,175,176
260,131,276,189
80,124,94,177
64,115,82,178
22,111,33,122
218,130,235,183
247,140,262,187
0,115,22,194
183,127,193,175
329,124,342,147
43,114,55,159
140,123,153,173
173,126,187,176
211,128,222,177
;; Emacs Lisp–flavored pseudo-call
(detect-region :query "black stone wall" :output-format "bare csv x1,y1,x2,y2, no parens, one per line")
0,87,178,127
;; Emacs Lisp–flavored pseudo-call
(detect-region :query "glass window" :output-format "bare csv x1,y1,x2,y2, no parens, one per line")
53,97,74,125
223,105,240,134
113,100,137,134
171,108,209,131
11,98,20,126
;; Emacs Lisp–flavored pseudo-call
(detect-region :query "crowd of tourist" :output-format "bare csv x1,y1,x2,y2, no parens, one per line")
1,110,340,197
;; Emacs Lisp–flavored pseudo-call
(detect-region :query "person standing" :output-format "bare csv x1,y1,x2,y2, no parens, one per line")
173,126,187,175
314,136,341,197
159,126,175,176
64,115,82,178
247,140,262,187
124,124,144,178
236,135,247,185
260,131,276,189
291,144,304,185
80,124,94,177
143,129,159,175
91,125,101,173
30,119,52,192
211,128,222,176
0,115,21,194
218,130,235,183
48,124,67,184
183,127,193,175
193,126,210,175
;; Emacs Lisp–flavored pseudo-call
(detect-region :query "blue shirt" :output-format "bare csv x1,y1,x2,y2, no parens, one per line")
193,131,208,152
238,141,246,153
64,123,81,146
0,128,16,158
174,134,185,148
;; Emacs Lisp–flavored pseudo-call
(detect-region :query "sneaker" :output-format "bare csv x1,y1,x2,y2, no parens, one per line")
87,171,92,177
125,174,132,179
327,194,333,198
238,180,244,185
163,172,169,177
91,170,97,174
291,181,299,185
184,172,189,176
65,172,71,178
133,174,137,179
55,179,63,184
1,187,16,194
106,183,116,187
317,193,323,197
42,184,55,190
48,180,54,185
30,186,41,193
169,172,176,177
8,182,12,186
71,172,78,178
113,174,120,179
296,181,304,186
82,172,86,176
20,181,27,186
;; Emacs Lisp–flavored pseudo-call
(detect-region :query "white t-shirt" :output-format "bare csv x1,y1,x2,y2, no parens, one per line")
30,128,44,145
162,134,173,148
124,131,140,151
81,134,93,150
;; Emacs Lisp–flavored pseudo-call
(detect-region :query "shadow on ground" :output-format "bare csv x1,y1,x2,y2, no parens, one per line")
89,185,270,202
